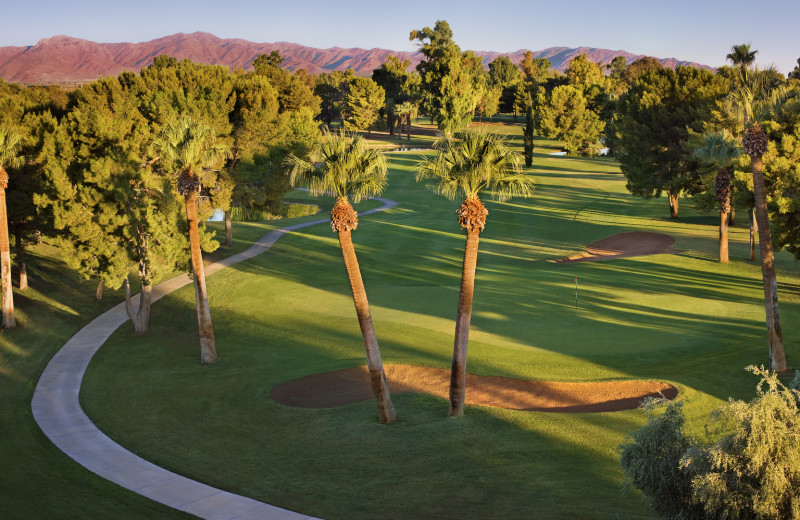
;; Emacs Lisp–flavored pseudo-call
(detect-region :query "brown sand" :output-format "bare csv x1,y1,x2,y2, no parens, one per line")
270,364,678,413
557,231,677,263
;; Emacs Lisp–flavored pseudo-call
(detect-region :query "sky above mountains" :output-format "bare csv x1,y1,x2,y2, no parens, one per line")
6,0,799,75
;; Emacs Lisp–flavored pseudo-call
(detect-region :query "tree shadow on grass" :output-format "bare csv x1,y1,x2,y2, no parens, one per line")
84,289,654,520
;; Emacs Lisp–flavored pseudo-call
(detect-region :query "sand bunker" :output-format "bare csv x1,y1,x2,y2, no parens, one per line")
270,364,677,413
557,231,677,263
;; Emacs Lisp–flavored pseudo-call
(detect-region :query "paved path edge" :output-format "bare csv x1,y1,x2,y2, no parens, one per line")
31,198,397,520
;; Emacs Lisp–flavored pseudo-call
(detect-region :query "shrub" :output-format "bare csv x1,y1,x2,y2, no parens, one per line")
284,203,319,218
621,367,800,520
620,399,703,519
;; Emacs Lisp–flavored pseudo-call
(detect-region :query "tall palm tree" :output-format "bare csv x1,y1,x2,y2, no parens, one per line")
152,119,230,364
0,128,23,329
692,132,740,263
726,43,757,69
286,129,397,424
416,128,534,416
725,65,788,371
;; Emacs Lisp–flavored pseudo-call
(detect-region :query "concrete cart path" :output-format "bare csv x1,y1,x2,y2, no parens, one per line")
32,198,397,520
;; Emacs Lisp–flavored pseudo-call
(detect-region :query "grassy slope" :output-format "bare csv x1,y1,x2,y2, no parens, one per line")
78,128,799,519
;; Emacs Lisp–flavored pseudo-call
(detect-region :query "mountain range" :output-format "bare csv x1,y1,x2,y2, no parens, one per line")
0,31,712,85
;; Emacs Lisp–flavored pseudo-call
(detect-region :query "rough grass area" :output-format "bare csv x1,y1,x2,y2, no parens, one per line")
79,131,799,519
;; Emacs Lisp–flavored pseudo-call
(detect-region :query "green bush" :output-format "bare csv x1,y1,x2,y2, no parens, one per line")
621,367,800,520
229,203,318,221
283,203,319,218
229,206,278,222
620,400,703,519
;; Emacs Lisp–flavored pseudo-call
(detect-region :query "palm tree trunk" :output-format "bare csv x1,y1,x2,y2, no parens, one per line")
728,205,735,226
668,193,679,219
0,184,15,328
751,154,786,372
185,191,217,364
337,229,397,424
124,278,152,333
224,209,233,247
719,211,729,263
450,229,480,416
95,279,104,300
749,206,757,261
13,225,27,290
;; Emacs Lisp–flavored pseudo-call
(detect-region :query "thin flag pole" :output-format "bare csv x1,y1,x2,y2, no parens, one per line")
575,276,578,309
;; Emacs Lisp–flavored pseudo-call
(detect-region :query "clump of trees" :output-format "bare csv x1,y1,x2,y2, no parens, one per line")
3,54,321,356
621,366,800,520
410,20,485,137
614,65,728,218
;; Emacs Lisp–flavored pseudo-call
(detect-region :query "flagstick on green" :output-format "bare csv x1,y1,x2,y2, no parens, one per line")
575,276,578,309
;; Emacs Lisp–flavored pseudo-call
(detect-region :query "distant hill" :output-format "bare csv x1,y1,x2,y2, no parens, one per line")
0,31,713,85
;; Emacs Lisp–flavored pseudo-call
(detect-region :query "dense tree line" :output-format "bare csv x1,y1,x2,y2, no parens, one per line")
0,55,323,361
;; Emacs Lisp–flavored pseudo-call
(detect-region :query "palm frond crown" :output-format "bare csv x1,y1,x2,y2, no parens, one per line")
151,118,230,176
285,129,387,203
725,66,788,127
726,44,757,68
0,127,24,172
416,128,533,202
692,131,741,167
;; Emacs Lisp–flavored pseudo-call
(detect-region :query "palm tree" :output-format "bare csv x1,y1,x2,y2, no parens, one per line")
726,43,757,69
692,132,740,263
725,65,788,371
0,128,23,329
152,119,230,364
286,129,397,424
416,128,534,416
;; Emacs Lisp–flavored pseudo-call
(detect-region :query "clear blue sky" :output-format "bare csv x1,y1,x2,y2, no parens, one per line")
5,0,799,75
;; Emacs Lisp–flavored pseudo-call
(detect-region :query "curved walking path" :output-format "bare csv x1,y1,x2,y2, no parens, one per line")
31,198,397,520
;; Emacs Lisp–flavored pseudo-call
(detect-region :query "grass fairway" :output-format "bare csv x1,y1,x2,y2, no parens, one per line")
20,128,800,518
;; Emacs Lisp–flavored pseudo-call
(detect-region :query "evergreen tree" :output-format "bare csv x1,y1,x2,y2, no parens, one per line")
566,54,604,86
314,70,354,127
410,20,482,136
253,51,320,115
769,87,800,260
488,56,520,87
519,51,551,84
35,77,145,298
537,85,604,153
372,56,421,136
476,86,501,121
343,77,385,134
616,66,727,218
524,92,535,167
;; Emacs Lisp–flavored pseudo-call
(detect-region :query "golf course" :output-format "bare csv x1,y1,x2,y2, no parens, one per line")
1,118,791,518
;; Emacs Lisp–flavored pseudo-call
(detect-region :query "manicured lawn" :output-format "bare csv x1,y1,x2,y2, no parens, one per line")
73,130,800,518
0,205,350,519
0,242,197,519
